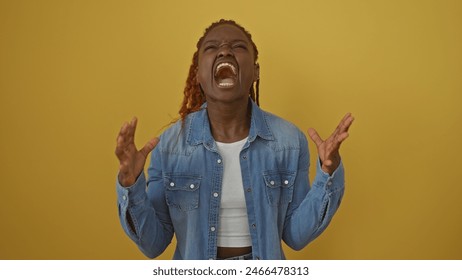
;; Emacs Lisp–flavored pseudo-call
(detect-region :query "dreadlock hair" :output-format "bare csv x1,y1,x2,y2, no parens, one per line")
179,19,260,123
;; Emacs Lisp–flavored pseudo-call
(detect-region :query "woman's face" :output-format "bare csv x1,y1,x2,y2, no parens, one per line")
196,24,258,104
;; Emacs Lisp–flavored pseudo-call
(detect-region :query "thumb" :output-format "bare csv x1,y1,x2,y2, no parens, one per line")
140,137,160,158
307,128,323,147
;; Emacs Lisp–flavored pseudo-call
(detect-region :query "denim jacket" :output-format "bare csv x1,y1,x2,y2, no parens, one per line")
116,101,345,260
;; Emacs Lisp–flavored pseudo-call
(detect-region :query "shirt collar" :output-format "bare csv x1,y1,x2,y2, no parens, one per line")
187,99,274,146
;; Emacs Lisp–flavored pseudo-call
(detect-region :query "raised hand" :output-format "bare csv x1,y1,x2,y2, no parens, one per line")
308,113,354,175
115,117,159,187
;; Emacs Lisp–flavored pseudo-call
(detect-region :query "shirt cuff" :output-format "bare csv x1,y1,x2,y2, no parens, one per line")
116,172,148,206
312,158,345,194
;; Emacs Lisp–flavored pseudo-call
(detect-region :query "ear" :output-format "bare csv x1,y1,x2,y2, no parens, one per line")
253,63,260,82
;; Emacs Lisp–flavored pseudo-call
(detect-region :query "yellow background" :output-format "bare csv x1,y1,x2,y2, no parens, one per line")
1,0,461,259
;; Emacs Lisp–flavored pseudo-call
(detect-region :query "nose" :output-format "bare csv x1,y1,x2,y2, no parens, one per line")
217,43,233,57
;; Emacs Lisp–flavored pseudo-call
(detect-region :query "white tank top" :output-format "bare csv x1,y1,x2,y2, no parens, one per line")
216,137,251,247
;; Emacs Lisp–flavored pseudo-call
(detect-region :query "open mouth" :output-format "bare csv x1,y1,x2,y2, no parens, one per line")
214,62,237,88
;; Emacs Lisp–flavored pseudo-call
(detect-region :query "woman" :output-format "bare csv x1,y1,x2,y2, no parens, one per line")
115,19,354,260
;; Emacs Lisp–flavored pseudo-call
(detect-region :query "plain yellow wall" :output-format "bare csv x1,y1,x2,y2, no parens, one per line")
1,0,461,259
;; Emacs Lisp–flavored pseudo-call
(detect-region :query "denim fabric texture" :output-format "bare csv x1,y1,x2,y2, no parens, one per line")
117,100,345,260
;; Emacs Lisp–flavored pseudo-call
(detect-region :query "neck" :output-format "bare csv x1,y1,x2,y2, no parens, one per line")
206,98,251,143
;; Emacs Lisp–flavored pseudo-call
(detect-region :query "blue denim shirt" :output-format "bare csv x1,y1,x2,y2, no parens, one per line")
116,101,345,260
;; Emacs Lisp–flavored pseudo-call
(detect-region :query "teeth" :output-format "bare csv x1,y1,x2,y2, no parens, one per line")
216,62,236,75
219,82,234,87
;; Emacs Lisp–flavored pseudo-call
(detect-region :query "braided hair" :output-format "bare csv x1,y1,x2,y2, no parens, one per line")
178,19,260,123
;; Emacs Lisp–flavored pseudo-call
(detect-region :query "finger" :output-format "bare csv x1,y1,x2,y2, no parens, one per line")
115,138,133,160
116,127,131,147
140,137,160,158
341,112,352,122
115,136,125,158
121,121,135,148
307,128,324,147
118,121,129,138
127,117,138,143
331,113,350,136
331,113,354,141
131,116,138,135
337,131,349,143
333,132,349,150
115,122,130,157
333,113,348,132
344,114,355,132
338,113,355,134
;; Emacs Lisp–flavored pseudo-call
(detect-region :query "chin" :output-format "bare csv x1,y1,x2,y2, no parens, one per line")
206,90,248,104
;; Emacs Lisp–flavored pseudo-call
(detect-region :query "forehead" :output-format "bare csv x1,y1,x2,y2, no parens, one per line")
202,24,250,43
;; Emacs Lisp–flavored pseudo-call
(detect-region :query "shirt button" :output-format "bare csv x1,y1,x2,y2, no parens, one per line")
242,155,247,160
190,184,195,189
217,159,222,164
122,195,127,200
270,180,275,186
210,226,216,232
252,224,256,229
213,192,219,198
284,180,289,185
169,182,175,187
246,188,251,192
327,181,332,186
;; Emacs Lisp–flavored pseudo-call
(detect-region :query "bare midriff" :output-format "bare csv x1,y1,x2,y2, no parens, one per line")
217,246,252,259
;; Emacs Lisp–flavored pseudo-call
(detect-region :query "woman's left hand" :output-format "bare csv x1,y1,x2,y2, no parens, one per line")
308,113,355,175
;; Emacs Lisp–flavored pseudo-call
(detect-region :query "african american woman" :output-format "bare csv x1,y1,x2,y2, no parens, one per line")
115,19,354,260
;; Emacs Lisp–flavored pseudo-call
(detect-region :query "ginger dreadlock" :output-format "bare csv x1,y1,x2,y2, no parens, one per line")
179,19,260,123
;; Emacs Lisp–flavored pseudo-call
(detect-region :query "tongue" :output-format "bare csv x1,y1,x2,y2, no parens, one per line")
219,77,234,84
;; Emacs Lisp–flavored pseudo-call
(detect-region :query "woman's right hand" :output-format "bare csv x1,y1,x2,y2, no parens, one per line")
115,117,159,187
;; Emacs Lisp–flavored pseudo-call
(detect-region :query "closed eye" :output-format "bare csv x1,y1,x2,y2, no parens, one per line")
204,45,218,51
233,44,247,50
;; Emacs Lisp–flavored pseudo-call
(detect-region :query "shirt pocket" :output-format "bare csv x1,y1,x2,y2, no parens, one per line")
263,170,296,206
164,173,201,212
